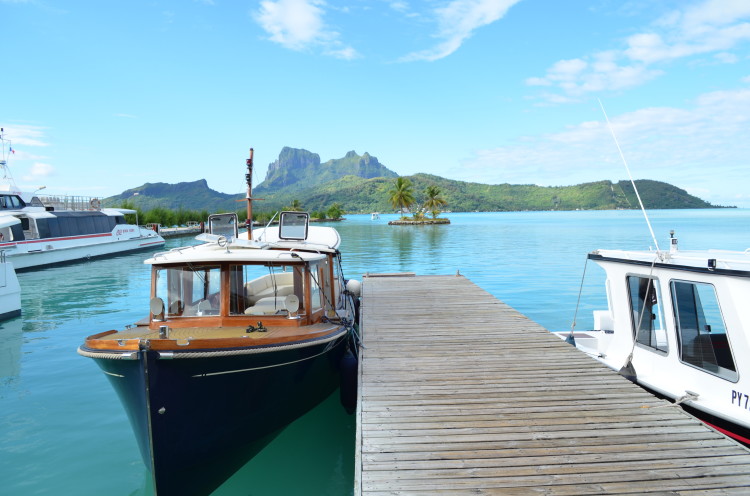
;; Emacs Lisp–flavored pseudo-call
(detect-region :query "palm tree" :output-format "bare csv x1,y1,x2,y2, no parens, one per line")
327,202,344,220
388,177,415,217
424,185,447,219
286,199,303,211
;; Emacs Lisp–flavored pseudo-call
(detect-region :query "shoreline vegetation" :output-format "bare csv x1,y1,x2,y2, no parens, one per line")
117,200,346,229
388,218,451,225
105,150,725,218
108,148,729,228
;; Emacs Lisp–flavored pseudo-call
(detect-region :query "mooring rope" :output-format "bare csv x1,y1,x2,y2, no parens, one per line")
566,256,590,343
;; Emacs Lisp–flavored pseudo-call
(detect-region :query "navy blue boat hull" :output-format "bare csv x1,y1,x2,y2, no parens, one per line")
93,333,348,496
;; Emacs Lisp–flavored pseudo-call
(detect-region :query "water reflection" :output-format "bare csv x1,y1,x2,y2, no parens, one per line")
0,318,22,381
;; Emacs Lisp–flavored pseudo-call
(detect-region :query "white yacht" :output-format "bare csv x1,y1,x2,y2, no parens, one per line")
0,129,164,270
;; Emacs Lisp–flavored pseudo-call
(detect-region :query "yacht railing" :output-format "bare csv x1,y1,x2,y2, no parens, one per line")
36,195,102,211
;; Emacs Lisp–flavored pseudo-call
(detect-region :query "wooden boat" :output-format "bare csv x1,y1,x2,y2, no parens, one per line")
556,232,750,445
78,149,360,495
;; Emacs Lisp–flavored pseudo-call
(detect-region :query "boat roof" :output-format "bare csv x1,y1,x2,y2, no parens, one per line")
247,225,341,253
590,248,750,276
0,214,21,228
144,238,328,266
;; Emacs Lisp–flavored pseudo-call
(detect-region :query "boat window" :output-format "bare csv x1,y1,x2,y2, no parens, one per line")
671,280,737,381
34,218,50,239
230,264,304,316
310,262,323,312
627,276,668,353
155,265,222,317
10,223,24,241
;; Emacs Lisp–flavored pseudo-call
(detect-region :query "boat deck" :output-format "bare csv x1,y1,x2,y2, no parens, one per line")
355,274,750,495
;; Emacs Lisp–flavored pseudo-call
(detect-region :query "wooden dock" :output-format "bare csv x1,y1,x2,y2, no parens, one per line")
355,274,750,495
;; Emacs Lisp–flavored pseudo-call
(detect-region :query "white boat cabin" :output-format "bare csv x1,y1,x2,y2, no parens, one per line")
566,238,750,435
0,192,129,243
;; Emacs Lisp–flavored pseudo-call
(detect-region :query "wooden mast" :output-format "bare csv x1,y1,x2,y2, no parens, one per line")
245,148,254,240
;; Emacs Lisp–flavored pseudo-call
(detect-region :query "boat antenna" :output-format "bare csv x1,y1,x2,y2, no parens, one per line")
598,99,661,253
245,148,254,240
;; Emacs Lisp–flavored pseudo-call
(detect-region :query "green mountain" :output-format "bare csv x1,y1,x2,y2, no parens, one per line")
254,147,398,194
104,179,241,212
102,147,721,214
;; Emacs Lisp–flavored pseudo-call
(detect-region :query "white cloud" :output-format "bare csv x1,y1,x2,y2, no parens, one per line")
401,0,523,61
0,124,49,147
456,87,750,206
253,0,358,58
255,0,325,50
325,45,359,60
528,0,750,102
22,162,54,182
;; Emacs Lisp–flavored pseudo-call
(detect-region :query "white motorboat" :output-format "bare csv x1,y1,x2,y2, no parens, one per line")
556,232,750,444
0,129,164,270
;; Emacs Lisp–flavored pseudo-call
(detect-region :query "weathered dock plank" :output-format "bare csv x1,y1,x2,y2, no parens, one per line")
355,274,750,495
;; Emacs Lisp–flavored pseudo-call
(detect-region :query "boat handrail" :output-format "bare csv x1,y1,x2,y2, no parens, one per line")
598,249,750,271
37,194,103,211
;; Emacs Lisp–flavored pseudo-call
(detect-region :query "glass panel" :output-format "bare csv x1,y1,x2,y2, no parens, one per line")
155,265,221,317
279,212,308,240
627,276,668,353
310,262,322,311
672,280,737,381
232,264,300,316
156,267,184,317
208,213,238,239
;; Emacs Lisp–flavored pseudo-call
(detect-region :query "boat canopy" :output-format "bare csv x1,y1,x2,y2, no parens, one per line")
144,243,327,266
0,215,21,229
591,248,750,274
249,226,341,253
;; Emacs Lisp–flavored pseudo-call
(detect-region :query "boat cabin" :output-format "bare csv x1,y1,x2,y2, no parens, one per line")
0,193,25,210
146,213,342,330
572,243,750,440
0,210,129,242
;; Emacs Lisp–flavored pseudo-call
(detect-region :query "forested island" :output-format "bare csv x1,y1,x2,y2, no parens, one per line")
103,147,725,225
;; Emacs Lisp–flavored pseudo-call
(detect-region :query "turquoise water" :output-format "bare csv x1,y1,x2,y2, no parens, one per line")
1,209,749,495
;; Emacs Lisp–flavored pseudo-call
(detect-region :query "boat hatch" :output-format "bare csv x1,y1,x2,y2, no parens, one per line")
279,211,309,241
208,213,239,240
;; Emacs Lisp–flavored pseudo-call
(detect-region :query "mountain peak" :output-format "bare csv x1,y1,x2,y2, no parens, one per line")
255,147,398,193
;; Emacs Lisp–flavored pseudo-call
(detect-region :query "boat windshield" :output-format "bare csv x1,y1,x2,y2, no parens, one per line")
154,263,307,318
229,264,304,316
156,265,222,317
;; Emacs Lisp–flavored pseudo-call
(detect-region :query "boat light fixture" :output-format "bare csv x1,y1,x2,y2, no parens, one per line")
285,294,301,319
150,297,165,321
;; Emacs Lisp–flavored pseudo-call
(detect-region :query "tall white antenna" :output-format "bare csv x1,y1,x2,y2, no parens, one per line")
598,99,660,253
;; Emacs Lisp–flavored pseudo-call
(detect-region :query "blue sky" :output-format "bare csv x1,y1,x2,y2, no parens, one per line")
2,0,750,207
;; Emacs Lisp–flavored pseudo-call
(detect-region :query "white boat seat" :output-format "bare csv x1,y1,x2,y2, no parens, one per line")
244,297,288,315
246,272,295,304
